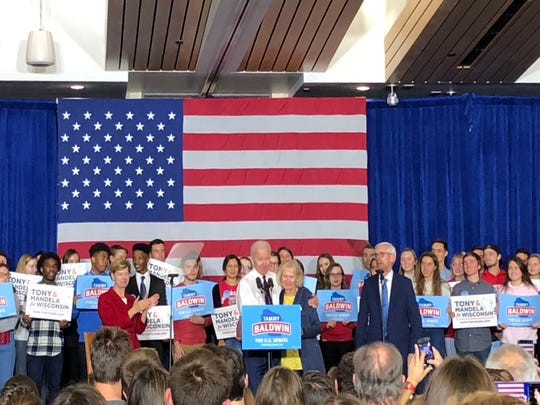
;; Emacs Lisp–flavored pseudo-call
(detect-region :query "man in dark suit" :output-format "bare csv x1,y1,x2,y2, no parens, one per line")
127,243,168,368
355,241,422,372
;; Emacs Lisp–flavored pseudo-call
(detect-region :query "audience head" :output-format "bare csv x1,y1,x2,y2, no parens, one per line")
278,259,304,289
127,365,168,405
270,251,281,273
89,242,111,274
91,326,132,384
62,248,80,264
399,248,417,275
255,366,305,405
335,352,356,394
121,348,163,398
317,253,335,279
110,245,128,262
486,368,514,382
484,244,503,268
352,342,403,404
132,243,151,274
446,391,524,405
431,238,448,268
221,254,241,281
423,355,495,405
504,256,532,287
362,243,376,270
216,346,247,402
302,371,334,405
149,239,167,261
37,252,61,283
528,253,540,278
463,251,483,279
450,251,466,279
239,256,253,277
16,254,38,274
486,344,539,382
0,251,7,266
0,375,40,405
167,348,232,405
322,393,363,405
514,248,530,263
471,245,485,265
325,263,347,289
52,383,107,405
277,246,294,264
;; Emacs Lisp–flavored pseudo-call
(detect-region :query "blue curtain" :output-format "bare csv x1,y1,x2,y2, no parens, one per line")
0,100,57,268
367,93,540,262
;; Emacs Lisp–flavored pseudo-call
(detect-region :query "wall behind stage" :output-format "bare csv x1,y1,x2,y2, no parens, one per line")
367,93,540,263
1,94,540,267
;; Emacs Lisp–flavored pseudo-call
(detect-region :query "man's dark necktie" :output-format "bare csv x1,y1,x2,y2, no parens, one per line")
262,275,273,305
140,275,147,298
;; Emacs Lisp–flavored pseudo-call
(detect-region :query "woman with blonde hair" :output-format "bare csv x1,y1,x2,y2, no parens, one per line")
14,253,38,375
255,366,305,405
399,248,417,281
422,355,495,405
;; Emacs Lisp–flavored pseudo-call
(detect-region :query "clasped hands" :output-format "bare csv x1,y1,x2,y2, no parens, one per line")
133,293,160,313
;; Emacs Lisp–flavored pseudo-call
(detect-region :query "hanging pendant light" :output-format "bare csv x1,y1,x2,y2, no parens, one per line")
26,0,55,67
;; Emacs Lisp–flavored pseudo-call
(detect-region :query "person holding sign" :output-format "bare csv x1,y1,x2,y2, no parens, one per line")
451,251,495,365
0,263,19,387
212,254,241,351
320,263,356,371
279,259,325,374
22,252,70,405
98,259,159,349
498,256,540,345
414,252,451,357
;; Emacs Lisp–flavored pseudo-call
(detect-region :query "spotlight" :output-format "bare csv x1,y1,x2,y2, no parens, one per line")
386,84,399,106
26,0,55,67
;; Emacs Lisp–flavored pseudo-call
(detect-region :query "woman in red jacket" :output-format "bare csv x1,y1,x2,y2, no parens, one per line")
98,259,159,348
320,263,356,370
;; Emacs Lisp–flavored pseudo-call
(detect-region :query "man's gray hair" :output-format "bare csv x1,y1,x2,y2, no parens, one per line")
486,343,539,382
250,240,271,257
353,342,403,404
375,242,396,256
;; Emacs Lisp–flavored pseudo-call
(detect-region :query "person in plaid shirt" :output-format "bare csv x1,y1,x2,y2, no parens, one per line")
21,252,70,404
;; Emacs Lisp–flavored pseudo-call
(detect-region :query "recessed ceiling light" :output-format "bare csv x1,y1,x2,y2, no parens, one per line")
70,84,85,90
356,85,370,91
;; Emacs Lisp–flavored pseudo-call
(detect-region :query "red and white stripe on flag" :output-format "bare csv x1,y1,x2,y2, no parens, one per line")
58,97,367,276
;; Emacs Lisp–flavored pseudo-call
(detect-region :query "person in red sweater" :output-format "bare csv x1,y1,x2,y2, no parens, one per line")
98,259,159,349
173,253,212,362
320,263,356,370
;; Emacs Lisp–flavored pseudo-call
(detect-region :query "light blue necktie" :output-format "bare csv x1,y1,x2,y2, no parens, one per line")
140,275,147,298
381,278,389,339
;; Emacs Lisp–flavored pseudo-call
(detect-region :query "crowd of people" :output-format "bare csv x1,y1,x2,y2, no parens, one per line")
0,238,540,404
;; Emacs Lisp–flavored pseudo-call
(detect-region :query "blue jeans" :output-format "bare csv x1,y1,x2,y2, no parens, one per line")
0,331,15,387
15,339,27,375
457,345,491,365
27,353,63,405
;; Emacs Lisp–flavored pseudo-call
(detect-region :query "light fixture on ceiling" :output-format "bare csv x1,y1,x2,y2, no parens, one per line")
386,84,399,106
356,85,370,91
26,0,55,67
70,84,85,90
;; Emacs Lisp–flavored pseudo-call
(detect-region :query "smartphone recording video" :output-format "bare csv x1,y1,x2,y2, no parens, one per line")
417,337,434,367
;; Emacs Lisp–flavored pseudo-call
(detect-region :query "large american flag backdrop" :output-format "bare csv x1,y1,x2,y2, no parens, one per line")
56,97,367,276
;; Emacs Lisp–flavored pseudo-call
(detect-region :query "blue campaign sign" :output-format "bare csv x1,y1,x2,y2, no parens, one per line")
317,289,358,322
303,276,317,294
76,275,114,310
242,305,301,350
0,283,17,318
172,281,216,320
498,293,540,327
417,296,450,328
350,270,370,296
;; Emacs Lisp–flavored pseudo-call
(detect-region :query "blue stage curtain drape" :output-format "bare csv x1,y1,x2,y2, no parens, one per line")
367,93,540,261
0,100,57,267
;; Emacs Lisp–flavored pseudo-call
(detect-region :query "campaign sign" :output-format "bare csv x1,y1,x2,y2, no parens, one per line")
350,270,370,296
317,289,358,322
211,305,240,339
450,293,497,329
172,281,216,320
8,272,42,305
75,275,114,309
498,294,540,327
303,276,317,294
56,263,89,288
26,284,73,321
416,296,450,328
148,259,184,286
137,305,173,340
532,279,540,293
0,283,17,318
241,305,301,350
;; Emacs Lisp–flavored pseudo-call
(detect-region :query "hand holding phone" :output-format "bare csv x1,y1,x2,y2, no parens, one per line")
417,337,434,367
